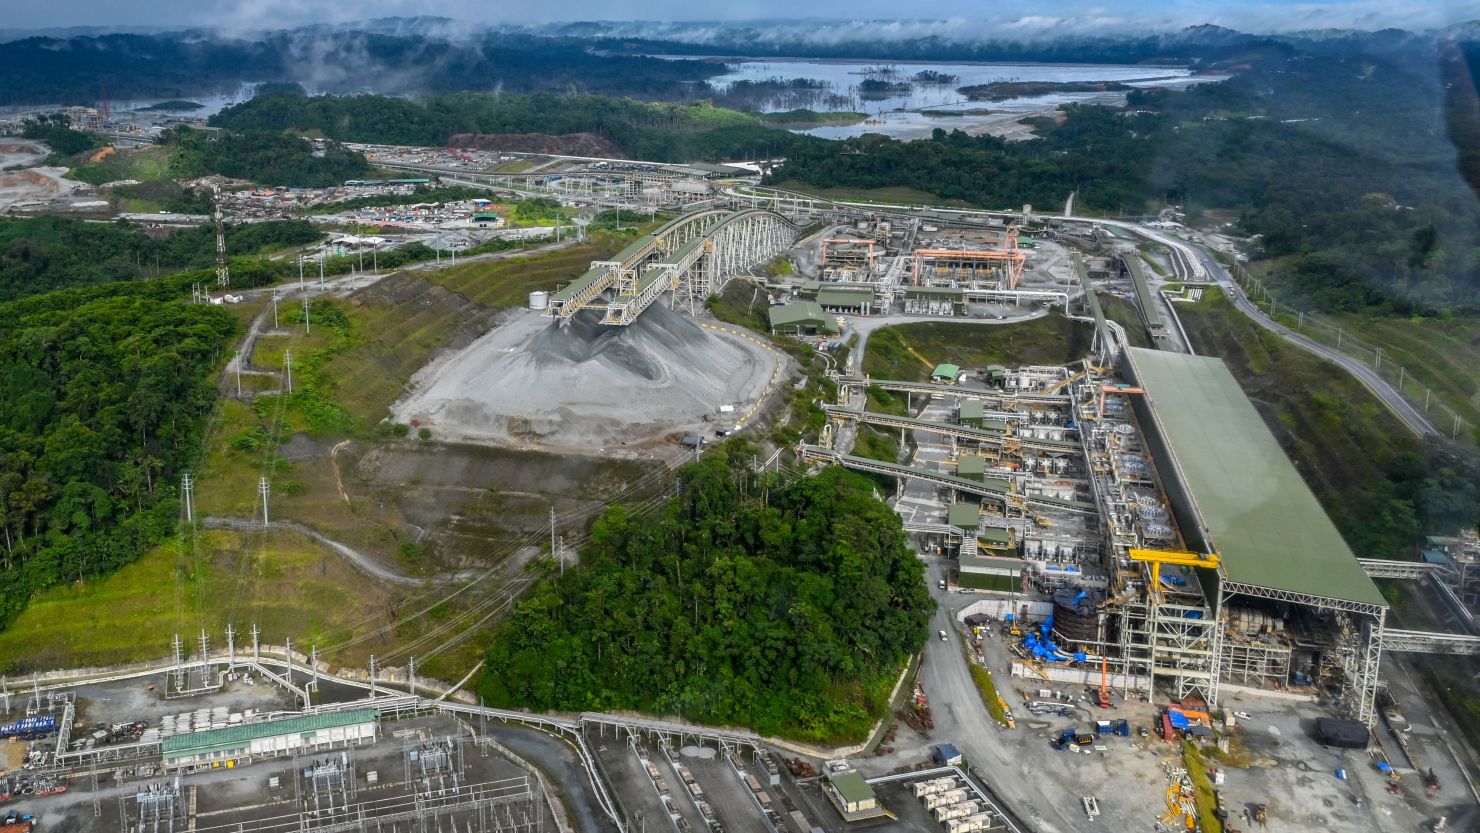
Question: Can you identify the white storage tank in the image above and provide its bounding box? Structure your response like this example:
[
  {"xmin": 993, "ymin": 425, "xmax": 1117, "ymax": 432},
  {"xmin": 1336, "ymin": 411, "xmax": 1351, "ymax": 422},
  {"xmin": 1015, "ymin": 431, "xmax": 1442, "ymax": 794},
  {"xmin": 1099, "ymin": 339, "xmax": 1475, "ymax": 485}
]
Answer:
[{"xmin": 528, "ymin": 291, "xmax": 550, "ymax": 310}]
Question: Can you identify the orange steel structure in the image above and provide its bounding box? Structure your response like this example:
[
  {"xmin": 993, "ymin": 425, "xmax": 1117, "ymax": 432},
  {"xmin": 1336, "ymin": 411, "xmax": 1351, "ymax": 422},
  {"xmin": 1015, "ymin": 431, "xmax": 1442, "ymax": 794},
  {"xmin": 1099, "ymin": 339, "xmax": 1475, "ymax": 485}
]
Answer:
[{"xmin": 911, "ymin": 226, "xmax": 1027, "ymax": 289}]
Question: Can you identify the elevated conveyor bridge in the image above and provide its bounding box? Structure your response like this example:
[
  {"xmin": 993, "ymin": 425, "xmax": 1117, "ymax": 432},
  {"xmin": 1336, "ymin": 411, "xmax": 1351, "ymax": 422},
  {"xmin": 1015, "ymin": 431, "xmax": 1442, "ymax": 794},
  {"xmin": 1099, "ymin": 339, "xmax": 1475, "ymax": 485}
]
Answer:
[
  {"xmin": 822, "ymin": 406, "xmax": 1081, "ymax": 455},
  {"xmin": 801, "ymin": 445, "xmax": 1095, "ymax": 514},
  {"xmin": 547, "ymin": 208, "xmax": 797, "ymax": 326},
  {"xmin": 835, "ymin": 376, "xmax": 1073, "ymax": 408}
]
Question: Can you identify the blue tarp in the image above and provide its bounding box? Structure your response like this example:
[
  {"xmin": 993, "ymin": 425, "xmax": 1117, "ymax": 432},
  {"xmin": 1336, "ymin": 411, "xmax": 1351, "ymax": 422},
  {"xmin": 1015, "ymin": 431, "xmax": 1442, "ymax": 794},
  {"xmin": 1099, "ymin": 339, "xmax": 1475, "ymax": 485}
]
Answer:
[{"xmin": 1167, "ymin": 711, "xmax": 1191, "ymax": 730}]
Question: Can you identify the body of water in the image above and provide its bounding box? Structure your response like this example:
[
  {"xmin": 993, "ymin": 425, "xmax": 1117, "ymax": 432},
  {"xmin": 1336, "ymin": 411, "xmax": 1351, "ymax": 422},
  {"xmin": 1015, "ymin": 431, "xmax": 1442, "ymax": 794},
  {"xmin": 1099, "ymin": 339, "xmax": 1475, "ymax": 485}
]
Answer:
[{"xmin": 673, "ymin": 56, "xmax": 1214, "ymax": 140}]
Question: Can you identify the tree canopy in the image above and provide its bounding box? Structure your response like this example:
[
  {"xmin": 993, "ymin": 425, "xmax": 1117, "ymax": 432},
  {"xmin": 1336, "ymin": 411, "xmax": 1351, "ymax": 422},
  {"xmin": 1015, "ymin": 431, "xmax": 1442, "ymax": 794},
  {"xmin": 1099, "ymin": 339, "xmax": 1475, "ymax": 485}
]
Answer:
[
  {"xmin": 0, "ymin": 285, "xmax": 236, "ymax": 626},
  {"xmin": 163, "ymin": 126, "xmax": 369, "ymax": 188},
  {"xmin": 0, "ymin": 216, "xmax": 323, "ymax": 302},
  {"xmin": 481, "ymin": 448, "xmax": 934, "ymax": 742},
  {"xmin": 768, "ymin": 41, "xmax": 1480, "ymax": 313}
]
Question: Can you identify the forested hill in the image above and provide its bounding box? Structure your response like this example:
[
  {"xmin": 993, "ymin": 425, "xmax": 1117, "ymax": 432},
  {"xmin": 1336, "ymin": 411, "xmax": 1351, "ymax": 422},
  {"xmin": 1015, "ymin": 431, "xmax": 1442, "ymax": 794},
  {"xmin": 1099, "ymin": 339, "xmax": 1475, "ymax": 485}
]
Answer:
[
  {"xmin": 0, "ymin": 216, "xmax": 323, "ymax": 303},
  {"xmin": 0, "ymin": 284, "xmax": 235, "ymax": 625},
  {"xmin": 769, "ymin": 37, "xmax": 1480, "ymax": 313},
  {"xmin": 0, "ymin": 30, "xmax": 722, "ymax": 106},
  {"xmin": 481, "ymin": 450, "xmax": 935, "ymax": 743},
  {"xmin": 210, "ymin": 91, "xmax": 812, "ymax": 163}
]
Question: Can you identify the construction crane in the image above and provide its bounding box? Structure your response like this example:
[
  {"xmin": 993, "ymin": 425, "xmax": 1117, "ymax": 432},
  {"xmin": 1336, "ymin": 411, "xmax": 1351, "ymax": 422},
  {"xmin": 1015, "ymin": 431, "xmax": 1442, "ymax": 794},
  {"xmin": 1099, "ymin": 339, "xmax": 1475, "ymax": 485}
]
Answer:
[
  {"xmin": 1096, "ymin": 654, "xmax": 1110, "ymax": 708},
  {"xmin": 213, "ymin": 185, "xmax": 229, "ymax": 290},
  {"xmin": 1128, "ymin": 548, "xmax": 1220, "ymax": 602}
]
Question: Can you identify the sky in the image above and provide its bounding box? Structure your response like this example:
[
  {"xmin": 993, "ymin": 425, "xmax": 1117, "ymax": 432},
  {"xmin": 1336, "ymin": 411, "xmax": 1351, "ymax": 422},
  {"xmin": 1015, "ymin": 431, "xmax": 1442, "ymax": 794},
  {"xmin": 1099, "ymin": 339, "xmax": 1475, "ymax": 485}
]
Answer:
[{"xmin": 6, "ymin": 0, "xmax": 1478, "ymax": 34}]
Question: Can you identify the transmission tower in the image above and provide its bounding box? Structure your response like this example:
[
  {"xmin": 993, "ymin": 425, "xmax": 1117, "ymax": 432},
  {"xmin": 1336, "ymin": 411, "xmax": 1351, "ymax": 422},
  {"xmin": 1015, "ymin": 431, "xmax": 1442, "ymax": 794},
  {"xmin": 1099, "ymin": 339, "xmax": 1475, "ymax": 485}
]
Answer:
[
  {"xmin": 180, "ymin": 473, "xmax": 194, "ymax": 525},
  {"xmin": 259, "ymin": 477, "xmax": 271, "ymax": 527},
  {"xmin": 212, "ymin": 185, "xmax": 229, "ymax": 290}
]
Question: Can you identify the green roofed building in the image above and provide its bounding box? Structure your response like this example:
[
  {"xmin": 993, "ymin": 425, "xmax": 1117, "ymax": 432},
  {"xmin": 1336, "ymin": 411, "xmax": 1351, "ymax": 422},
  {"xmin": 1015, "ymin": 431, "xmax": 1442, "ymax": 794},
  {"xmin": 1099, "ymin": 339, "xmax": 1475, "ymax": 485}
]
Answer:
[
  {"xmin": 977, "ymin": 524, "xmax": 1015, "ymax": 554},
  {"xmin": 931, "ymin": 363, "xmax": 961, "ymax": 383},
  {"xmin": 162, "ymin": 709, "xmax": 378, "ymax": 769},
  {"xmin": 948, "ymin": 502, "xmax": 981, "ymax": 530},
  {"xmin": 1122, "ymin": 346, "xmax": 1390, "ymax": 724},
  {"xmin": 959, "ymin": 399, "xmax": 985, "ymax": 426},
  {"xmin": 956, "ymin": 455, "xmax": 985, "ymax": 479},
  {"xmin": 816, "ymin": 287, "xmax": 874, "ymax": 313},
  {"xmin": 1124, "ymin": 348, "xmax": 1383, "ymax": 609},
  {"xmin": 768, "ymin": 301, "xmax": 837, "ymax": 336},
  {"xmin": 825, "ymin": 770, "xmax": 879, "ymax": 817}
]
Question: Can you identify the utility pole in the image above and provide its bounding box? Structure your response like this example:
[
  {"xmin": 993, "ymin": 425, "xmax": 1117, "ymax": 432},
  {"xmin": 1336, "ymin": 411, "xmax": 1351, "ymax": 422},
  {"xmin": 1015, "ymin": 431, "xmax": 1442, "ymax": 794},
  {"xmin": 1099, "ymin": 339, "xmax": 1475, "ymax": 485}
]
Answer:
[
  {"xmin": 1374, "ymin": 347, "xmax": 1382, "ymax": 371},
  {"xmin": 1398, "ymin": 366, "xmax": 1406, "ymax": 390},
  {"xmin": 251, "ymin": 623, "xmax": 260, "ymax": 664},
  {"xmin": 226, "ymin": 623, "xmax": 236, "ymax": 668},
  {"xmin": 549, "ymin": 506, "xmax": 556, "ymax": 562},
  {"xmin": 319, "ymin": 253, "xmax": 325, "ymax": 287},
  {"xmin": 259, "ymin": 477, "xmax": 271, "ymax": 527},
  {"xmin": 299, "ymin": 255, "xmax": 305, "ymax": 289},
  {"xmin": 213, "ymin": 185, "xmax": 230, "ymax": 290},
  {"xmin": 284, "ymin": 637, "xmax": 293, "ymax": 694},
  {"xmin": 408, "ymin": 656, "xmax": 417, "ymax": 696},
  {"xmin": 303, "ymin": 297, "xmax": 311, "ymax": 336},
  {"xmin": 558, "ymin": 535, "xmax": 565, "ymax": 577},
  {"xmin": 234, "ymin": 350, "xmax": 242, "ymax": 397},
  {"xmin": 309, "ymin": 645, "xmax": 319, "ymax": 692},
  {"xmin": 181, "ymin": 473, "xmax": 194, "ymax": 525},
  {"xmin": 369, "ymin": 655, "xmax": 377, "ymax": 698},
  {"xmin": 272, "ymin": 294, "xmax": 279, "ymax": 329},
  {"xmin": 171, "ymin": 633, "xmax": 185, "ymax": 693},
  {"xmin": 285, "ymin": 350, "xmax": 293, "ymax": 395},
  {"xmin": 198, "ymin": 628, "xmax": 211, "ymax": 683}
]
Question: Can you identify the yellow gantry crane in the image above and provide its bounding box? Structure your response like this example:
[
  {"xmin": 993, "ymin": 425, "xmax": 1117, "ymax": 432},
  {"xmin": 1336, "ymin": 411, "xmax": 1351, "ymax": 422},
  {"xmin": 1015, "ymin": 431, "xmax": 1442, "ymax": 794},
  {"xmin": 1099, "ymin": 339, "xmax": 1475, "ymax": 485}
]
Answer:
[{"xmin": 1128, "ymin": 549, "xmax": 1221, "ymax": 602}]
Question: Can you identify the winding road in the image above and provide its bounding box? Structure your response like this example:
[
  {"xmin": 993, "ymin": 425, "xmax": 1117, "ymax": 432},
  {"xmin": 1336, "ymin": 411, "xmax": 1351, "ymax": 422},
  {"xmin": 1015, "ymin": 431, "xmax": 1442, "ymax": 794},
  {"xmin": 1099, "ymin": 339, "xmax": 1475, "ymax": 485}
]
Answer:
[
  {"xmin": 202, "ymin": 515, "xmax": 426, "ymax": 585},
  {"xmin": 1185, "ymin": 246, "xmax": 1440, "ymax": 438}
]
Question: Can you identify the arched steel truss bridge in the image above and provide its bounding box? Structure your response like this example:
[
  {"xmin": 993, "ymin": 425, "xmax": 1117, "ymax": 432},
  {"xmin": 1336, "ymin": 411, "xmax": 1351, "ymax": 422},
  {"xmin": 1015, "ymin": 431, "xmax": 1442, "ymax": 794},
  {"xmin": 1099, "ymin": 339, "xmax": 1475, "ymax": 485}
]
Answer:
[{"xmin": 546, "ymin": 208, "xmax": 798, "ymax": 326}]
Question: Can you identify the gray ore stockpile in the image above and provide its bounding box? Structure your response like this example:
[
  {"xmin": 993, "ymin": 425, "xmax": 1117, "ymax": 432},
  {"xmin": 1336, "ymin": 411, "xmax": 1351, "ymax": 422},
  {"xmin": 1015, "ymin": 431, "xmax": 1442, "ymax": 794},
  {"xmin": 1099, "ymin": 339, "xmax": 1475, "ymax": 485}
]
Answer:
[{"xmin": 396, "ymin": 304, "xmax": 774, "ymax": 450}]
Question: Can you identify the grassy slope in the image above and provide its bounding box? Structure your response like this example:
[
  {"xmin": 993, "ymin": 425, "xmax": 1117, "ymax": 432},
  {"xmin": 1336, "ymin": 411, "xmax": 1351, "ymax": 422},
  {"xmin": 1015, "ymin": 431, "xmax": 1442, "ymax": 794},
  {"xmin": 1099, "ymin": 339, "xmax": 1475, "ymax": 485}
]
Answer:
[
  {"xmin": 1326, "ymin": 312, "xmax": 1480, "ymax": 430},
  {"xmin": 1251, "ymin": 259, "xmax": 1480, "ymax": 433},
  {"xmin": 862, "ymin": 315, "xmax": 1095, "ymax": 381},
  {"xmin": 0, "ymin": 239, "xmax": 634, "ymax": 678},
  {"xmin": 0, "ymin": 529, "xmax": 397, "ymax": 672}
]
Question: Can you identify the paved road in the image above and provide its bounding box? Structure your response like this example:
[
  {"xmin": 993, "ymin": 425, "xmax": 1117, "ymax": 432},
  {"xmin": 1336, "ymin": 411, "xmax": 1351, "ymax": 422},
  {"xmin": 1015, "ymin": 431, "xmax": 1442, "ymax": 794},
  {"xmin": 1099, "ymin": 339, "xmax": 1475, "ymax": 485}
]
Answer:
[
  {"xmin": 1186, "ymin": 247, "xmax": 1439, "ymax": 438},
  {"xmin": 914, "ymin": 560, "xmax": 1078, "ymax": 833}
]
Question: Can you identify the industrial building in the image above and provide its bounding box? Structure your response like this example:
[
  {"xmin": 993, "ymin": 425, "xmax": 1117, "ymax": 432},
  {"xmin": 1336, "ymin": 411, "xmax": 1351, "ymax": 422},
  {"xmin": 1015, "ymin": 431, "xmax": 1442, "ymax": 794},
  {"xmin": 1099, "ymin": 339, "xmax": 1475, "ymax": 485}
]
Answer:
[
  {"xmin": 825, "ymin": 769, "xmax": 880, "ymax": 819},
  {"xmin": 768, "ymin": 301, "xmax": 837, "ymax": 336},
  {"xmin": 809, "ymin": 333, "xmax": 1478, "ymax": 725},
  {"xmin": 161, "ymin": 709, "xmax": 379, "ymax": 769}
]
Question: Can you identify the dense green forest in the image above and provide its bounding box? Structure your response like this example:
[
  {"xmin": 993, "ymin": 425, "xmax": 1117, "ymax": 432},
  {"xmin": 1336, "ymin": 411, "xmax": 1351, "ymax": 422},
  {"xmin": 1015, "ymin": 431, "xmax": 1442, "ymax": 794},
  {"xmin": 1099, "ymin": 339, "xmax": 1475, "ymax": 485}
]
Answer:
[
  {"xmin": 481, "ymin": 449, "xmax": 934, "ymax": 741},
  {"xmin": 210, "ymin": 90, "xmax": 814, "ymax": 163},
  {"xmin": 0, "ymin": 30, "xmax": 723, "ymax": 105},
  {"xmin": 0, "ymin": 284, "xmax": 236, "ymax": 624},
  {"xmin": 0, "ymin": 216, "xmax": 323, "ymax": 302},
  {"xmin": 162, "ymin": 127, "xmax": 370, "ymax": 188},
  {"xmin": 769, "ymin": 40, "xmax": 1480, "ymax": 312},
  {"xmin": 20, "ymin": 113, "xmax": 100, "ymax": 161}
]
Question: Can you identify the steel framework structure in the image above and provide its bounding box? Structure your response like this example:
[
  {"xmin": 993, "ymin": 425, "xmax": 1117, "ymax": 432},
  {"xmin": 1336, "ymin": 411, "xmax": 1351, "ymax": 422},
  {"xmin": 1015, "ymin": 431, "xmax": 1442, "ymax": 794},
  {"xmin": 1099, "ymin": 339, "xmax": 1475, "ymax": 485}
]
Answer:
[{"xmin": 546, "ymin": 209, "xmax": 796, "ymax": 326}]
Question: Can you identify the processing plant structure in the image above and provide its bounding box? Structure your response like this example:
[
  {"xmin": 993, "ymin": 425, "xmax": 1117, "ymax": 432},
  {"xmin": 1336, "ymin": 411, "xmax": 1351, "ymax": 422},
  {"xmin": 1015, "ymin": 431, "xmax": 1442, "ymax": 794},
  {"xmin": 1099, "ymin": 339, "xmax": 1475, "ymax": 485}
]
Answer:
[{"xmin": 807, "ymin": 254, "xmax": 1477, "ymax": 726}]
